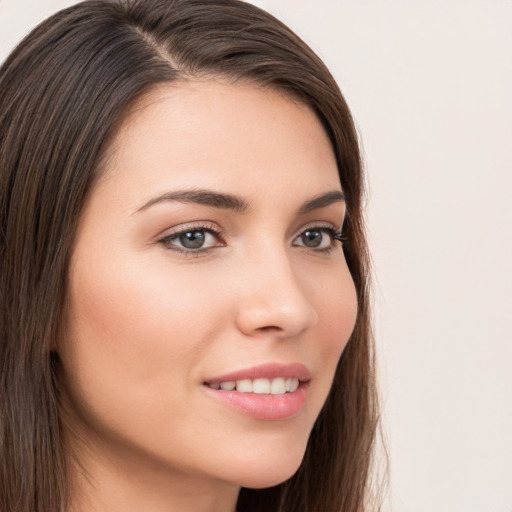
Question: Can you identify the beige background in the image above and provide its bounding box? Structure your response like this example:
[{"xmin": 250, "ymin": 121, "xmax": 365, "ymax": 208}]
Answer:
[{"xmin": 1, "ymin": 1, "xmax": 511, "ymax": 511}]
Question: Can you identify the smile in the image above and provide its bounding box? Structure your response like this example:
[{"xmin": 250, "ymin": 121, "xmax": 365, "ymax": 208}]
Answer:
[
  {"xmin": 206, "ymin": 377, "xmax": 300, "ymax": 394},
  {"xmin": 203, "ymin": 363, "xmax": 310, "ymax": 420}
]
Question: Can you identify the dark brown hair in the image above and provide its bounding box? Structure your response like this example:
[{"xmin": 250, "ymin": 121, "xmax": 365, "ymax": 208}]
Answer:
[{"xmin": 0, "ymin": 1, "xmax": 380, "ymax": 510}]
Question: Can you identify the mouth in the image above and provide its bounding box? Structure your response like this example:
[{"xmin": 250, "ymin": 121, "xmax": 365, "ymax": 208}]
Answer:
[{"xmin": 202, "ymin": 363, "xmax": 310, "ymax": 420}]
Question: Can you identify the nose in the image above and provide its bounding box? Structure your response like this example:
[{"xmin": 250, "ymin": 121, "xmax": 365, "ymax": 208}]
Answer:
[{"xmin": 234, "ymin": 248, "xmax": 318, "ymax": 339}]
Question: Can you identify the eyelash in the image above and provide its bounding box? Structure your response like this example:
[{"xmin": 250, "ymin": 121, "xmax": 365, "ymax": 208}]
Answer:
[
  {"xmin": 157, "ymin": 222, "xmax": 346, "ymax": 257},
  {"xmin": 293, "ymin": 224, "xmax": 345, "ymax": 254},
  {"xmin": 158, "ymin": 222, "xmax": 223, "ymax": 257}
]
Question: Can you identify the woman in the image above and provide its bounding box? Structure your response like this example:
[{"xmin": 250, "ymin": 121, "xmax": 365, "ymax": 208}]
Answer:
[{"xmin": 0, "ymin": 1, "xmax": 380, "ymax": 511}]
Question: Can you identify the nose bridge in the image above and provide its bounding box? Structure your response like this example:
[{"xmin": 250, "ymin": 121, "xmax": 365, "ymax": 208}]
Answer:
[{"xmin": 234, "ymin": 240, "xmax": 318, "ymax": 338}]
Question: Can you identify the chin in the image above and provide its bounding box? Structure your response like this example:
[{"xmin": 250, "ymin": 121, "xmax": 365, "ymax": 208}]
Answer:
[
  {"xmin": 237, "ymin": 469, "xmax": 300, "ymax": 490},
  {"xmin": 228, "ymin": 444, "xmax": 306, "ymax": 489}
]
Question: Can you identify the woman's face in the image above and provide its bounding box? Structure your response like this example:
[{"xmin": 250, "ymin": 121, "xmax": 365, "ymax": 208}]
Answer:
[{"xmin": 60, "ymin": 81, "xmax": 357, "ymax": 491}]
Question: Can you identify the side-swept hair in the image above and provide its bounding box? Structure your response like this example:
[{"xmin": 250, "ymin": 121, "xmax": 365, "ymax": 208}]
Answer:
[{"xmin": 0, "ymin": 1, "xmax": 379, "ymax": 510}]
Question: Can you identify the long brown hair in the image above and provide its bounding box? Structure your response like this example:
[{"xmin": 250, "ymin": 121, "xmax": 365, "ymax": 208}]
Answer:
[{"xmin": 0, "ymin": 1, "xmax": 380, "ymax": 510}]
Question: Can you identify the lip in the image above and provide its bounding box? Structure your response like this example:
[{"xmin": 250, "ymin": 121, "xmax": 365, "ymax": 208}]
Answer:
[
  {"xmin": 203, "ymin": 363, "xmax": 311, "ymax": 421},
  {"xmin": 204, "ymin": 362, "xmax": 311, "ymax": 384}
]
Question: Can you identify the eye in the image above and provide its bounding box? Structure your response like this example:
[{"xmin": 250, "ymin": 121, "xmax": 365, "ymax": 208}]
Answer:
[
  {"xmin": 158, "ymin": 223, "xmax": 224, "ymax": 253},
  {"xmin": 293, "ymin": 225, "xmax": 344, "ymax": 251}
]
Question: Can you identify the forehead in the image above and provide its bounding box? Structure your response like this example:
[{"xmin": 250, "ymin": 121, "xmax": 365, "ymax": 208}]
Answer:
[{"xmin": 97, "ymin": 80, "xmax": 340, "ymax": 206}]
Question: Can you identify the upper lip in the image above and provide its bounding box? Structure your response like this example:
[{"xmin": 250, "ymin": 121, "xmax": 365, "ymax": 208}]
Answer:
[{"xmin": 204, "ymin": 362, "xmax": 311, "ymax": 384}]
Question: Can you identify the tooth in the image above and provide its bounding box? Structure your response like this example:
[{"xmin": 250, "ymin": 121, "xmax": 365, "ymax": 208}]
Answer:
[
  {"xmin": 270, "ymin": 378, "xmax": 286, "ymax": 395},
  {"xmin": 288, "ymin": 378, "xmax": 299, "ymax": 392},
  {"xmin": 252, "ymin": 378, "xmax": 270, "ymax": 394},
  {"xmin": 236, "ymin": 379, "xmax": 253, "ymax": 393},
  {"xmin": 285, "ymin": 378, "xmax": 299, "ymax": 392},
  {"xmin": 217, "ymin": 377, "xmax": 299, "ymax": 394}
]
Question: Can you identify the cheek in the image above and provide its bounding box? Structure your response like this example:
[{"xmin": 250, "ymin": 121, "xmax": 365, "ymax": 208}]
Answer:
[
  {"xmin": 70, "ymin": 254, "xmax": 217, "ymax": 349},
  {"xmin": 61, "ymin": 254, "xmax": 226, "ymax": 416},
  {"xmin": 306, "ymin": 264, "xmax": 358, "ymax": 389},
  {"xmin": 59, "ymin": 255, "xmax": 237, "ymax": 468},
  {"xmin": 325, "ymin": 278, "xmax": 357, "ymax": 356},
  {"xmin": 316, "ymin": 258, "xmax": 357, "ymax": 333}
]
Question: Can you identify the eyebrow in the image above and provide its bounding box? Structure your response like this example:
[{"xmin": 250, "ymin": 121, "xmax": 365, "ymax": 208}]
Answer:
[
  {"xmin": 135, "ymin": 189, "xmax": 250, "ymax": 214},
  {"xmin": 297, "ymin": 190, "xmax": 345, "ymax": 214},
  {"xmin": 134, "ymin": 188, "xmax": 345, "ymax": 215}
]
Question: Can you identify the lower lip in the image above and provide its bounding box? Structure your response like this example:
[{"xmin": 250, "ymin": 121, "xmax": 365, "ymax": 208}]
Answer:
[{"xmin": 204, "ymin": 383, "xmax": 308, "ymax": 420}]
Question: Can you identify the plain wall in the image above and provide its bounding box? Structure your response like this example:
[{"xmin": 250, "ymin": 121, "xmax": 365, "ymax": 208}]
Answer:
[{"xmin": 1, "ymin": 1, "xmax": 511, "ymax": 511}]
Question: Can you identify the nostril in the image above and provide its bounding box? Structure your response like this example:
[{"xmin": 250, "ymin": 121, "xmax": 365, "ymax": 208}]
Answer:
[{"xmin": 257, "ymin": 325, "xmax": 283, "ymax": 332}]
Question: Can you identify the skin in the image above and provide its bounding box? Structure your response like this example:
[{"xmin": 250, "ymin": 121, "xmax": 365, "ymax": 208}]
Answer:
[{"xmin": 59, "ymin": 80, "xmax": 358, "ymax": 512}]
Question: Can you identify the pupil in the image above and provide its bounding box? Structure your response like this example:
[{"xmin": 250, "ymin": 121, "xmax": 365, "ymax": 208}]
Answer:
[
  {"xmin": 302, "ymin": 230, "xmax": 322, "ymax": 247},
  {"xmin": 179, "ymin": 230, "xmax": 205, "ymax": 249}
]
